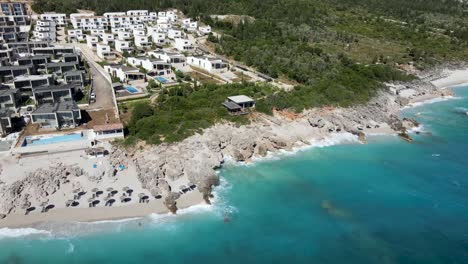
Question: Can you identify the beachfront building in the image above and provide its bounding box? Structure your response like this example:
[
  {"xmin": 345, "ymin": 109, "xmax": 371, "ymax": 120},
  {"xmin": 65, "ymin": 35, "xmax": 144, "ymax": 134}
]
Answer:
[
  {"xmin": 32, "ymin": 84, "xmax": 75, "ymax": 105},
  {"xmin": 187, "ymin": 55, "xmax": 228, "ymax": 73},
  {"xmin": 96, "ymin": 43, "xmax": 116, "ymax": 60},
  {"xmin": 39, "ymin": 13, "xmax": 66, "ymax": 26},
  {"xmin": 174, "ymin": 37, "xmax": 194, "ymax": 52},
  {"xmin": 30, "ymin": 101, "xmax": 81, "ymax": 129},
  {"xmin": 92, "ymin": 123, "xmax": 124, "ymax": 140},
  {"xmin": 222, "ymin": 95, "xmax": 256, "ymax": 115},
  {"xmin": 127, "ymin": 56, "xmax": 171, "ymax": 76},
  {"xmin": 104, "ymin": 64, "xmax": 145, "ymax": 82}
]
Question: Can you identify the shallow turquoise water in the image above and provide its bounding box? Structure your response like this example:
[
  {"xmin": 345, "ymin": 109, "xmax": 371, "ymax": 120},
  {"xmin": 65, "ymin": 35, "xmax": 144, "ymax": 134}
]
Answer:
[{"xmin": 1, "ymin": 87, "xmax": 467, "ymax": 264}]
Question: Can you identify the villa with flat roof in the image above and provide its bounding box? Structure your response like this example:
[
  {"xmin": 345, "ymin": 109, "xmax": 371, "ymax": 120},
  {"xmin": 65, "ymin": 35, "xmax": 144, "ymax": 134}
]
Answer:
[
  {"xmin": 30, "ymin": 101, "xmax": 81, "ymax": 129},
  {"xmin": 223, "ymin": 95, "xmax": 256, "ymax": 115},
  {"xmin": 13, "ymin": 74, "xmax": 54, "ymax": 94},
  {"xmin": 32, "ymin": 84, "xmax": 75, "ymax": 105}
]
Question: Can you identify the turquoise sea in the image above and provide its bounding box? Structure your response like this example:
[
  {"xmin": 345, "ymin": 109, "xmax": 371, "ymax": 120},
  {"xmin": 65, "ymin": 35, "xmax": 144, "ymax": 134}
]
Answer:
[{"xmin": 0, "ymin": 87, "xmax": 467, "ymax": 264}]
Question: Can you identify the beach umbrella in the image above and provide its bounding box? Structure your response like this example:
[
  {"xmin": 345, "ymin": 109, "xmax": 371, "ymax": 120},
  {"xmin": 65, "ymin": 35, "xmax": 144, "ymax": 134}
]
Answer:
[
  {"xmin": 66, "ymin": 200, "xmax": 74, "ymax": 207},
  {"xmin": 78, "ymin": 191, "xmax": 86, "ymax": 196},
  {"xmin": 45, "ymin": 204, "xmax": 55, "ymax": 211},
  {"xmin": 0, "ymin": 214, "xmax": 6, "ymax": 219},
  {"xmin": 108, "ymin": 199, "xmax": 116, "ymax": 206},
  {"xmin": 111, "ymin": 190, "xmax": 118, "ymax": 196},
  {"xmin": 92, "ymin": 200, "xmax": 100, "ymax": 206}
]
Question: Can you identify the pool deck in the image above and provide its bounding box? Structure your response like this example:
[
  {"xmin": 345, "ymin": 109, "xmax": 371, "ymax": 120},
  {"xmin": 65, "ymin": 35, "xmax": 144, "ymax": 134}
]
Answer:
[{"xmin": 12, "ymin": 130, "xmax": 93, "ymax": 156}]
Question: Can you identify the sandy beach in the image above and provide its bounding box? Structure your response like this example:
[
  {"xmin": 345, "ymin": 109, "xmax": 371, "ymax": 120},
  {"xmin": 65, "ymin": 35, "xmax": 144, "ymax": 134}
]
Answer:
[{"xmin": 0, "ymin": 67, "xmax": 467, "ymax": 230}]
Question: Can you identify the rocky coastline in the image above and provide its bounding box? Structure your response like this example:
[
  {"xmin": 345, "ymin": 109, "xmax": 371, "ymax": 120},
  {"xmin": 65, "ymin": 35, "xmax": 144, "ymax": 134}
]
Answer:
[
  {"xmin": 0, "ymin": 65, "xmax": 464, "ymax": 224},
  {"xmin": 129, "ymin": 66, "xmax": 461, "ymax": 212}
]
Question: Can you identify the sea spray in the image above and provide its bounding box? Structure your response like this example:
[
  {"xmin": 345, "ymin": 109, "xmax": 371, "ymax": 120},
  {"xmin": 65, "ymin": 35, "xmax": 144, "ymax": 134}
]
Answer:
[{"xmin": 0, "ymin": 227, "xmax": 51, "ymax": 239}]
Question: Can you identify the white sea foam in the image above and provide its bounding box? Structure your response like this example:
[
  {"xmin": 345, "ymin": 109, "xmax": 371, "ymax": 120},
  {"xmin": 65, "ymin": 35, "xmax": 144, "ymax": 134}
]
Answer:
[
  {"xmin": 403, "ymin": 96, "xmax": 461, "ymax": 109},
  {"xmin": 0, "ymin": 227, "xmax": 51, "ymax": 239},
  {"xmin": 85, "ymin": 217, "xmax": 142, "ymax": 225},
  {"xmin": 67, "ymin": 242, "xmax": 75, "ymax": 254}
]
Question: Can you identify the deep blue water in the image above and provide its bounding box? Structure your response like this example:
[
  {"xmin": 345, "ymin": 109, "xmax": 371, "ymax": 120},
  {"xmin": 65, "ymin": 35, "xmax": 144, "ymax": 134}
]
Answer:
[{"xmin": 1, "ymin": 87, "xmax": 467, "ymax": 264}]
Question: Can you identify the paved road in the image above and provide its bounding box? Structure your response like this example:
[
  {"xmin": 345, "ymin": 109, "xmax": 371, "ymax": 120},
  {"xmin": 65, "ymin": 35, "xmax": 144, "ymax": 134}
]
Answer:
[{"xmin": 64, "ymin": 43, "xmax": 116, "ymax": 111}]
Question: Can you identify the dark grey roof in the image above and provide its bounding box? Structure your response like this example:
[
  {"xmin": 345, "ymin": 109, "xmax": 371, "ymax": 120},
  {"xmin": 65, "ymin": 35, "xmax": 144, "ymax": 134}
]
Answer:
[
  {"xmin": 64, "ymin": 70, "xmax": 84, "ymax": 76},
  {"xmin": 0, "ymin": 65, "xmax": 31, "ymax": 71},
  {"xmin": 17, "ymin": 55, "xmax": 50, "ymax": 60},
  {"xmin": 32, "ymin": 101, "xmax": 79, "ymax": 114},
  {"xmin": 45, "ymin": 61, "xmax": 78, "ymax": 67},
  {"xmin": 222, "ymin": 101, "xmax": 241, "ymax": 111},
  {"xmin": 0, "ymin": 88, "xmax": 17, "ymax": 97},
  {"xmin": 34, "ymin": 84, "xmax": 75, "ymax": 92}
]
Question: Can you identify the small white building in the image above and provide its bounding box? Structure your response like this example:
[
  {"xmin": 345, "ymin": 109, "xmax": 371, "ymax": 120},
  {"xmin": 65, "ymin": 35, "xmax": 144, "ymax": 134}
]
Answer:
[
  {"xmin": 187, "ymin": 55, "xmax": 228, "ymax": 73},
  {"xmin": 133, "ymin": 29, "xmax": 146, "ymax": 37},
  {"xmin": 91, "ymin": 28, "xmax": 105, "ymax": 36},
  {"xmin": 166, "ymin": 10, "xmax": 178, "ymax": 21},
  {"xmin": 134, "ymin": 35, "xmax": 151, "ymax": 49},
  {"xmin": 100, "ymin": 32, "xmax": 115, "ymax": 44},
  {"xmin": 71, "ymin": 14, "xmax": 108, "ymax": 30},
  {"xmin": 40, "ymin": 13, "xmax": 66, "ymax": 26},
  {"xmin": 86, "ymin": 35, "xmax": 99, "ymax": 49},
  {"xmin": 151, "ymin": 32, "xmax": 166, "ymax": 45},
  {"xmin": 96, "ymin": 43, "xmax": 115, "ymax": 60},
  {"xmin": 33, "ymin": 30, "xmax": 56, "ymax": 41},
  {"xmin": 127, "ymin": 10, "xmax": 148, "ymax": 16},
  {"xmin": 104, "ymin": 64, "xmax": 145, "ymax": 82},
  {"xmin": 167, "ymin": 29, "xmax": 182, "ymax": 40},
  {"xmin": 68, "ymin": 29, "xmax": 84, "ymax": 42},
  {"xmin": 92, "ymin": 123, "xmax": 124, "ymax": 140},
  {"xmin": 174, "ymin": 38, "xmax": 194, "ymax": 52},
  {"xmin": 115, "ymin": 39, "xmax": 132, "ymax": 53},
  {"xmin": 127, "ymin": 56, "xmax": 171, "ymax": 75},
  {"xmin": 198, "ymin": 25, "xmax": 212, "ymax": 35},
  {"xmin": 117, "ymin": 31, "xmax": 132, "ymax": 41}
]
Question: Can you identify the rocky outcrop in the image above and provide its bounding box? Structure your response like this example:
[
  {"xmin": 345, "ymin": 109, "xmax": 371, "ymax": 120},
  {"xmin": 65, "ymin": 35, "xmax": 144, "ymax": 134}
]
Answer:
[
  {"xmin": 130, "ymin": 77, "xmax": 447, "ymax": 211},
  {"xmin": 0, "ymin": 164, "xmax": 88, "ymax": 214}
]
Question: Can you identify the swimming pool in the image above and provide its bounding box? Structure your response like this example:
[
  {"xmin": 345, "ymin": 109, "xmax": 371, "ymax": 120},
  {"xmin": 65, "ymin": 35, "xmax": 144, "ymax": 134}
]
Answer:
[
  {"xmin": 126, "ymin": 86, "xmax": 139, "ymax": 93},
  {"xmin": 22, "ymin": 133, "xmax": 84, "ymax": 147},
  {"xmin": 155, "ymin": 76, "xmax": 168, "ymax": 84}
]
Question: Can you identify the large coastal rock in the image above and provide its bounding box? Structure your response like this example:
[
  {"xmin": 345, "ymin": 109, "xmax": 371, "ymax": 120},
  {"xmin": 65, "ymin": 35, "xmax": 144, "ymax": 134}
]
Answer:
[{"xmin": 0, "ymin": 164, "xmax": 88, "ymax": 214}]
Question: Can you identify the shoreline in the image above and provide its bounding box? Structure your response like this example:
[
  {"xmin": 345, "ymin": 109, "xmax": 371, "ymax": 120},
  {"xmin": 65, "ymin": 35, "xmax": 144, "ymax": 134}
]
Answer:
[{"xmin": 0, "ymin": 67, "xmax": 467, "ymax": 232}]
